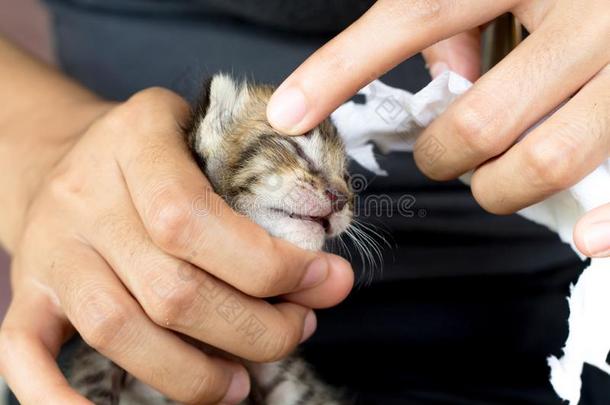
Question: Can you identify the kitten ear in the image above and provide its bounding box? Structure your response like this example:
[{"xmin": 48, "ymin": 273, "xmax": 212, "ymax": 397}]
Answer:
[
  {"xmin": 192, "ymin": 73, "xmax": 250, "ymax": 157},
  {"xmin": 201, "ymin": 73, "xmax": 249, "ymax": 133},
  {"xmin": 209, "ymin": 73, "xmax": 250, "ymax": 120}
]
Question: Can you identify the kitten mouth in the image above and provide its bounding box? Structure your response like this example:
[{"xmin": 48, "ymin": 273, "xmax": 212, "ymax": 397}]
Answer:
[
  {"xmin": 271, "ymin": 208, "xmax": 331, "ymax": 233},
  {"xmin": 288, "ymin": 212, "xmax": 331, "ymax": 233}
]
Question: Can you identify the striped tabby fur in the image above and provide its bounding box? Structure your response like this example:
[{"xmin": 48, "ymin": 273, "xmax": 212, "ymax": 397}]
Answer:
[{"xmin": 68, "ymin": 74, "xmax": 354, "ymax": 404}]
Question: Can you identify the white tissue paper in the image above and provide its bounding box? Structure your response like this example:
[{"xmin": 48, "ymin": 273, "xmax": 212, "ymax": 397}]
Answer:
[{"xmin": 331, "ymin": 71, "xmax": 610, "ymax": 405}]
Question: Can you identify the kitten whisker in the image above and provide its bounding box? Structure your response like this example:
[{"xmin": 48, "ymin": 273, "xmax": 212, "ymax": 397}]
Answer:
[
  {"xmin": 344, "ymin": 227, "xmax": 369, "ymax": 273},
  {"xmin": 351, "ymin": 218, "xmax": 392, "ymax": 249},
  {"xmin": 350, "ymin": 224, "xmax": 384, "ymax": 269},
  {"xmin": 337, "ymin": 234, "xmax": 353, "ymax": 263},
  {"xmin": 344, "ymin": 223, "xmax": 384, "ymax": 285}
]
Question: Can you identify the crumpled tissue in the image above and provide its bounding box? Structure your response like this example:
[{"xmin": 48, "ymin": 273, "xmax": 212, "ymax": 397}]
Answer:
[{"xmin": 331, "ymin": 71, "xmax": 610, "ymax": 404}]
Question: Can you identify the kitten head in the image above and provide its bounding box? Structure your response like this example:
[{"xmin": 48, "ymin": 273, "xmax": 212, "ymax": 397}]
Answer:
[{"xmin": 189, "ymin": 74, "xmax": 353, "ymax": 251}]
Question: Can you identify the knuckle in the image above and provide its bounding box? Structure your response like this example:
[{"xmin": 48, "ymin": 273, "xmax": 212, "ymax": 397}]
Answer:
[
  {"xmin": 45, "ymin": 157, "xmax": 93, "ymax": 209},
  {"xmin": 131, "ymin": 86, "xmax": 177, "ymax": 102},
  {"xmin": 83, "ymin": 311, "xmax": 129, "ymax": 352},
  {"xmin": 46, "ymin": 169, "xmax": 83, "ymax": 205},
  {"xmin": 147, "ymin": 189, "xmax": 193, "ymax": 252},
  {"xmin": 451, "ymin": 102, "xmax": 498, "ymax": 156},
  {"xmin": 127, "ymin": 87, "xmax": 189, "ymax": 113},
  {"xmin": 108, "ymin": 87, "xmax": 189, "ymax": 135},
  {"xmin": 524, "ymin": 133, "xmax": 579, "ymax": 191},
  {"xmin": 76, "ymin": 291, "xmax": 132, "ymax": 352},
  {"xmin": 146, "ymin": 278, "xmax": 200, "ymax": 328}
]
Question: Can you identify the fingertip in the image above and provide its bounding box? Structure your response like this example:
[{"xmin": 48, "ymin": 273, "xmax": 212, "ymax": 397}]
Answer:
[
  {"xmin": 326, "ymin": 254, "xmax": 355, "ymax": 300},
  {"xmin": 267, "ymin": 85, "xmax": 309, "ymax": 135},
  {"xmin": 327, "ymin": 254, "xmax": 354, "ymax": 278},
  {"xmin": 299, "ymin": 310, "xmax": 318, "ymax": 343},
  {"xmin": 221, "ymin": 364, "xmax": 251, "ymax": 405},
  {"xmin": 573, "ymin": 217, "xmax": 590, "ymax": 256},
  {"xmin": 574, "ymin": 220, "xmax": 610, "ymax": 258},
  {"xmin": 283, "ymin": 254, "xmax": 353, "ymax": 309}
]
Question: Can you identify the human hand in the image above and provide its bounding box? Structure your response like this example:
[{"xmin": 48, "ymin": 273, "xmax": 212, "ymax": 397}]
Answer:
[
  {"xmin": 0, "ymin": 88, "xmax": 353, "ymax": 405},
  {"xmin": 575, "ymin": 203, "xmax": 610, "ymax": 258},
  {"xmin": 267, "ymin": 0, "xmax": 609, "ymax": 214}
]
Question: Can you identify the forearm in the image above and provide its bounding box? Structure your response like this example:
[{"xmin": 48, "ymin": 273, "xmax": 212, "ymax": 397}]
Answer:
[{"xmin": 0, "ymin": 35, "xmax": 108, "ymax": 253}]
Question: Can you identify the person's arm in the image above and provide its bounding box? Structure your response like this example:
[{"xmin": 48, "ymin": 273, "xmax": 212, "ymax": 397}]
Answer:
[
  {"xmin": 0, "ymin": 36, "xmax": 353, "ymax": 404},
  {"xmin": 267, "ymin": 0, "xmax": 609, "ymax": 242}
]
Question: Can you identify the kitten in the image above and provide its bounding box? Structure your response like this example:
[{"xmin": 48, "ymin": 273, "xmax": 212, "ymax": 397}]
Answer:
[{"xmin": 68, "ymin": 74, "xmax": 354, "ymax": 405}]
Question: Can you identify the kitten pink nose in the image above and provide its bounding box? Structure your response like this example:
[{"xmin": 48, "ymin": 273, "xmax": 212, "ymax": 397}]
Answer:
[{"xmin": 326, "ymin": 189, "xmax": 348, "ymax": 213}]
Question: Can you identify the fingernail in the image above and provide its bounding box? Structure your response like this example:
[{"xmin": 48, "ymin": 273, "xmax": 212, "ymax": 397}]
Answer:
[
  {"xmin": 222, "ymin": 367, "xmax": 250, "ymax": 404},
  {"xmin": 300, "ymin": 257, "xmax": 328, "ymax": 289},
  {"xmin": 267, "ymin": 86, "xmax": 307, "ymax": 133},
  {"xmin": 300, "ymin": 310, "xmax": 317, "ymax": 343},
  {"xmin": 583, "ymin": 221, "xmax": 610, "ymax": 257},
  {"xmin": 429, "ymin": 62, "xmax": 449, "ymax": 78}
]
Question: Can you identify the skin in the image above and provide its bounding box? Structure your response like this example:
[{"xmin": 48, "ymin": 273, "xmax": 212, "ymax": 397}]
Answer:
[
  {"xmin": 0, "ymin": 36, "xmax": 354, "ymax": 405},
  {"xmin": 267, "ymin": 0, "xmax": 610, "ymax": 258}
]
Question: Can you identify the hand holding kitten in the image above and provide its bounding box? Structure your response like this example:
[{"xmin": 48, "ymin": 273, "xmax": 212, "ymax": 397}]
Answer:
[{"xmin": 0, "ymin": 81, "xmax": 353, "ymax": 404}]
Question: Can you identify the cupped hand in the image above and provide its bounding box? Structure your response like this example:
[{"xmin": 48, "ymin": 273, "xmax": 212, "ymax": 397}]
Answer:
[
  {"xmin": 267, "ymin": 0, "xmax": 609, "ymax": 215},
  {"xmin": 0, "ymin": 88, "xmax": 353, "ymax": 405}
]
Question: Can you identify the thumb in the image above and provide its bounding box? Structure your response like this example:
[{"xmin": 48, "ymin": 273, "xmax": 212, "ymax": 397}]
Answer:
[
  {"xmin": 421, "ymin": 29, "xmax": 481, "ymax": 82},
  {"xmin": 0, "ymin": 292, "xmax": 90, "ymax": 404},
  {"xmin": 574, "ymin": 203, "xmax": 610, "ymax": 258}
]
